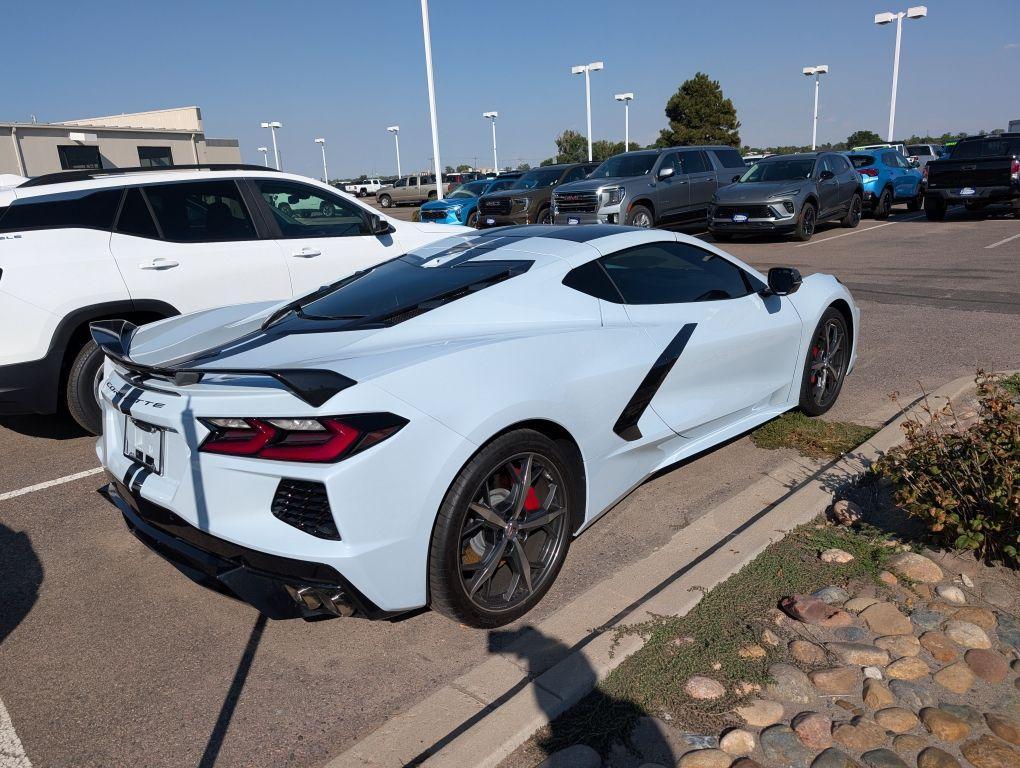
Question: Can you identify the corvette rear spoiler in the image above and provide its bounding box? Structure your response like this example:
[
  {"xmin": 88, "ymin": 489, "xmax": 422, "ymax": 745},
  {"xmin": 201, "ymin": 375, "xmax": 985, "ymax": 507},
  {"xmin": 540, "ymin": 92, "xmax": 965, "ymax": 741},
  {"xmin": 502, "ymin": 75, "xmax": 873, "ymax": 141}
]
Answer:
[{"xmin": 89, "ymin": 319, "xmax": 355, "ymax": 407}]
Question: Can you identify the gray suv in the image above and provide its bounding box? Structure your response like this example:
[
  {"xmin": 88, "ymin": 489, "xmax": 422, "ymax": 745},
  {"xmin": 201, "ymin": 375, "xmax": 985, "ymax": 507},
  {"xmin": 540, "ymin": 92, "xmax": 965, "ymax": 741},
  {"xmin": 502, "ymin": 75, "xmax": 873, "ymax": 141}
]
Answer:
[
  {"xmin": 708, "ymin": 152, "xmax": 862, "ymax": 242},
  {"xmin": 552, "ymin": 146, "xmax": 747, "ymax": 227}
]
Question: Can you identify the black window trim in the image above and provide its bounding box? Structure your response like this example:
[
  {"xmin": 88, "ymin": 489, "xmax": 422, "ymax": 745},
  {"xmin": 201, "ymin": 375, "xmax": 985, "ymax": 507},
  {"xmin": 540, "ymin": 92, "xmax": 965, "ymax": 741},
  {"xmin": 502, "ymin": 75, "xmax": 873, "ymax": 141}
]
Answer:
[
  {"xmin": 113, "ymin": 187, "xmax": 164, "ymax": 241},
  {"xmin": 248, "ymin": 178, "xmax": 374, "ymax": 240}
]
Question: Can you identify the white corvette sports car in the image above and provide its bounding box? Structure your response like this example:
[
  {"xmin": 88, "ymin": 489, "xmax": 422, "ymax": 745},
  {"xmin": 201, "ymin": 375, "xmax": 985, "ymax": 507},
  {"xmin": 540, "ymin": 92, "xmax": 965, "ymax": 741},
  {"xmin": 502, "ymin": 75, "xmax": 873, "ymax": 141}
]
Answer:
[{"xmin": 93, "ymin": 225, "xmax": 859, "ymax": 628}]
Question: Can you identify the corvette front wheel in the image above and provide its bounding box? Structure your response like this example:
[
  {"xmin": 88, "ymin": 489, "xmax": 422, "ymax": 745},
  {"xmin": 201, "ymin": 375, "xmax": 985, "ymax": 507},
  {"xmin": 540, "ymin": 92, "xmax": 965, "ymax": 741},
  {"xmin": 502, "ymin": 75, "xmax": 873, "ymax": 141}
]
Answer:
[
  {"xmin": 429, "ymin": 430, "xmax": 574, "ymax": 628},
  {"xmin": 798, "ymin": 308, "xmax": 850, "ymax": 416}
]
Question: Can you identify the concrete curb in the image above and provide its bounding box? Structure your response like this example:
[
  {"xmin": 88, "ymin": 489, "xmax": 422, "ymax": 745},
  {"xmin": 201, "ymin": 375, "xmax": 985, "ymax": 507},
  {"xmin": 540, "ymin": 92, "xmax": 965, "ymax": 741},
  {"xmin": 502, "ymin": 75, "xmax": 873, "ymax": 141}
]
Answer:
[{"xmin": 326, "ymin": 373, "xmax": 981, "ymax": 768}]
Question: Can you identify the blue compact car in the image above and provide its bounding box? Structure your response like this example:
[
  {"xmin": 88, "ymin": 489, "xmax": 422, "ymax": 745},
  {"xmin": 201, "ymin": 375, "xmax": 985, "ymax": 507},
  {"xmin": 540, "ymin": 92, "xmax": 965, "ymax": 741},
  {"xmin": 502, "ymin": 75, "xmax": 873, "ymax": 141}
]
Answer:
[
  {"xmin": 418, "ymin": 177, "xmax": 518, "ymax": 226},
  {"xmin": 845, "ymin": 150, "xmax": 924, "ymax": 218}
]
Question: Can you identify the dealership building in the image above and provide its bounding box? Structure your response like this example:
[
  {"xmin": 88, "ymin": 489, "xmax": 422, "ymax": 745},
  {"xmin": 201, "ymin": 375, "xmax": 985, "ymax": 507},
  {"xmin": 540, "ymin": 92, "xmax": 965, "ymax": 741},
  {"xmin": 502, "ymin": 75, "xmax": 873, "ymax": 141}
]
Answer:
[{"xmin": 0, "ymin": 106, "xmax": 241, "ymax": 177}]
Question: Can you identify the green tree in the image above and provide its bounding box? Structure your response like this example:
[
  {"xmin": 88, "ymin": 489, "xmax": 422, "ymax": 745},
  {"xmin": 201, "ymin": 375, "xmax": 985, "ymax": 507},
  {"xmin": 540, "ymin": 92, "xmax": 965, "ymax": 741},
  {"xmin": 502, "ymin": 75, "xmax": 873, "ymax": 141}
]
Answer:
[
  {"xmin": 443, "ymin": 165, "xmax": 454, "ymax": 174},
  {"xmin": 516, "ymin": 162, "xmax": 532, "ymax": 171},
  {"xmin": 554, "ymin": 130, "xmax": 589, "ymax": 163},
  {"xmin": 657, "ymin": 72, "xmax": 740, "ymax": 148},
  {"xmin": 539, "ymin": 157, "xmax": 555, "ymax": 166},
  {"xmin": 456, "ymin": 163, "xmax": 472, "ymax": 172},
  {"xmin": 846, "ymin": 129, "xmax": 883, "ymax": 148}
]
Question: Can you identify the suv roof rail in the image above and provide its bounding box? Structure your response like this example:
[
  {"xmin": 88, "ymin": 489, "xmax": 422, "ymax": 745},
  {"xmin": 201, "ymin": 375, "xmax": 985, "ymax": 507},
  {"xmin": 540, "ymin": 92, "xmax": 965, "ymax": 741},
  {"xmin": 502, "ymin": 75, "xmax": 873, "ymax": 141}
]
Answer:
[{"xmin": 19, "ymin": 163, "xmax": 279, "ymax": 188}]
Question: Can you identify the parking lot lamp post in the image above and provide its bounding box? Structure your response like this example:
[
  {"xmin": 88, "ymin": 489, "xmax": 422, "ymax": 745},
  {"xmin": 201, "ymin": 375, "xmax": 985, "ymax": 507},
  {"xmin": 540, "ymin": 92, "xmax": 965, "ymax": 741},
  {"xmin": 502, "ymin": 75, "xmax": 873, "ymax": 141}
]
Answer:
[
  {"xmin": 571, "ymin": 61, "xmax": 603, "ymax": 162},
  {"xmin": 875, "ymin": 6, "xmax": 927, "ymax": 142},
  {"xmin": 420, "ymin": 0, "xmax": 444, "ymax": 199},
  {"xmin": 483, "ymin": 112, "xmax": 499, "ymax": 172},
  {"xmin": 802, "ymin": 66, "xmax": 828, "ymax": 150},
  {"xmin": 614, "ymin": 93, "xmax": 633, "ymax": 151},
  {"xmin": 260, "ymin": 121, "xmax": 282, "ymax": 169},
  {"xmin": 257, "ymin": 147, "xmax": 269, "ymax": 167},
  {"xmin": 314, "ymin": 138, "xmax": 328, "ymax": 182},
  {"xmin": 386, "ymin": 126, "xmax": 401, "ymax": 178}
]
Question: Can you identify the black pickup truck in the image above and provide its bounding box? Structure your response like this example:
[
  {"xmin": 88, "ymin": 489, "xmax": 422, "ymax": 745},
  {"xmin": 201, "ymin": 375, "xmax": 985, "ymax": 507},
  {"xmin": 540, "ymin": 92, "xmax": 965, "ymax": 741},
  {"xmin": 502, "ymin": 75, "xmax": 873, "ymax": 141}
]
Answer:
[{"xmin": 923, "ymin": 133, "xmax": 1020, "ymax": 220}]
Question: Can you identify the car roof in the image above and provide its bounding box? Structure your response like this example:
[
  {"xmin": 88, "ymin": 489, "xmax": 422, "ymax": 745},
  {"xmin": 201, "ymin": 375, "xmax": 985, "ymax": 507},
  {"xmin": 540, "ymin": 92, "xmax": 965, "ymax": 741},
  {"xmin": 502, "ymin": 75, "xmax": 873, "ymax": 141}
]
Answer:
[{"xmin": 760, "ymin": 153, "xmax": 821, "ymax": 161}]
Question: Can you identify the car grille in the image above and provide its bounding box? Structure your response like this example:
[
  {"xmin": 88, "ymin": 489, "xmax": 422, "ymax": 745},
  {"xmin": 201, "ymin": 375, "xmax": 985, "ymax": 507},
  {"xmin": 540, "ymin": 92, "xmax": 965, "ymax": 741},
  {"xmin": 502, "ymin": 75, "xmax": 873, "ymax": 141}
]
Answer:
[
  {"xmin": 271, "ymin": 479, "xmax": 340, "ymax": 540},
  {"xmin": 480, "ymin": 197, "xmax": 512, "ymax": 215},
  {"xmin": 714, "ymin": 204, "xmax": 774, "ymax": 219},
  {"xmin": 419, "ymin": 208, "xmax": 448, "ymax": 220},
  {"xmin": 554, "ymin": 192, "xmax": 599, "ymax": 213}
]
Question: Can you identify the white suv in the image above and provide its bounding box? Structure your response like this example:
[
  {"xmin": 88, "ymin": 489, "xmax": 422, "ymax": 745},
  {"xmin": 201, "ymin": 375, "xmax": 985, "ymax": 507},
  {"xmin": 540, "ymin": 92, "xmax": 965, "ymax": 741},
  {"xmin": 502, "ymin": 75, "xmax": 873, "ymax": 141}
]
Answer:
[{"xmin": 0, "ymin": 164, "xmax": 469, "ymax": 434}]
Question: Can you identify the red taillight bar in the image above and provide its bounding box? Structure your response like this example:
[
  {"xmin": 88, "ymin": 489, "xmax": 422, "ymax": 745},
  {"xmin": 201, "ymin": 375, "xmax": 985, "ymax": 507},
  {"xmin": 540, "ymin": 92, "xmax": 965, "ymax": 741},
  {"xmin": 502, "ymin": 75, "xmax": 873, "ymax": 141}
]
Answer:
[{"xmin": 858, "ymin": 168, "xmax": 879, "ymax": 177}]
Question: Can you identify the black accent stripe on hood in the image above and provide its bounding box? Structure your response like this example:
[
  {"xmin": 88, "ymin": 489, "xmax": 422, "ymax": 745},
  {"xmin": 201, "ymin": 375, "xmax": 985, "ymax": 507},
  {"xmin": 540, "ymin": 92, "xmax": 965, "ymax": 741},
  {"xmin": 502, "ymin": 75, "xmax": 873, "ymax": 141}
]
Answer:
[{"xmin": 613, "ymin": 323, "xmax": 697, "ymax": 442}]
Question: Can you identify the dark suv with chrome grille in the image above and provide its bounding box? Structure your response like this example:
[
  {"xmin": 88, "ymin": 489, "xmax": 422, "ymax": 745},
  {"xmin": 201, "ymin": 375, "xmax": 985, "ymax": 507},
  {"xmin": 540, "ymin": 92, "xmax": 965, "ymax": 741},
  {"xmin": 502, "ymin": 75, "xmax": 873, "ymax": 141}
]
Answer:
[{"xmin": 476, "ymin": 163, "xmax": 598, "ymax": 227}]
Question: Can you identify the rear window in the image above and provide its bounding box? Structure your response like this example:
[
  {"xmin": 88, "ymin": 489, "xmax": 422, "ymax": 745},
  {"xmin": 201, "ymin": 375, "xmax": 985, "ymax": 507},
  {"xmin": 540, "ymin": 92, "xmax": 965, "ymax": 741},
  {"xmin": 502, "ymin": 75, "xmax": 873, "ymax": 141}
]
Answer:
[
  {"xmin": 0, "ymin": 188, "xmax": 122, "ymax": 233},
  {"xmin": 906, "ymin": 145, "xmax": 930, "ymax": 156},
  {"xmin": 849, "ymin": 155, "xmax": 875, "ymax": 168},
  {"xmin": 951, "ymin": 137, "xmax": 1020, "ymax": 159},
  {"xmin": 710, "ymin": 148, "xmax": 746, "ymax": 169}
]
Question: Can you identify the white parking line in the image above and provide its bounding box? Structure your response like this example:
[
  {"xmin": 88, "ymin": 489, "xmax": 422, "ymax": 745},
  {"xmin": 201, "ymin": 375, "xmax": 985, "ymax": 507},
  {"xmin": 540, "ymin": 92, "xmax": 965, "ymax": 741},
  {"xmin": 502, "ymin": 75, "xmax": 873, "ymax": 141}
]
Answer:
[
  {"xmin": 0, "ymin": 467, "xmax": 103, "ymax": 503},
  {"xmin": 793, "ymin": 213, "xmax": 925, "ymax": 248},
  {"xmin": 985, "ymin": 232, "xmax": 1020, "ymax": 249},
  {"xmin": 0, "ymin": 696, "xmax": 32, "ymax": 768}
]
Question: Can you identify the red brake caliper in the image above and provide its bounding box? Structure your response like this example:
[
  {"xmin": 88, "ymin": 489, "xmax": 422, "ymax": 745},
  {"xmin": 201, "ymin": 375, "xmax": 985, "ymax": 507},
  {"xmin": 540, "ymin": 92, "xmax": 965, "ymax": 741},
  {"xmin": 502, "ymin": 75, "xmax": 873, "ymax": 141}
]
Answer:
[
  {"xmin": 524, "ymin": 488, "xmax": 541, "ymax": 512},
  {"xmin": 810, "ymin": 345, "xmax": 820, "ymax": 384}
]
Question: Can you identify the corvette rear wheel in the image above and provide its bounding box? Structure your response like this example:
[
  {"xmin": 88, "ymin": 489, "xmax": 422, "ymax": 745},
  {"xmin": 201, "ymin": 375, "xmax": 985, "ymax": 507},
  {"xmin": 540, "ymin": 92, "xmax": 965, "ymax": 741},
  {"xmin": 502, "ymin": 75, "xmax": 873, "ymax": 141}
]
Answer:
[
  {"xmin": 429, "ymin": 430, "xmax": 574, "ymax": 627},
  {"xmin": 798, "ymin": 307, "xmax": 850, "ymax": 416}
]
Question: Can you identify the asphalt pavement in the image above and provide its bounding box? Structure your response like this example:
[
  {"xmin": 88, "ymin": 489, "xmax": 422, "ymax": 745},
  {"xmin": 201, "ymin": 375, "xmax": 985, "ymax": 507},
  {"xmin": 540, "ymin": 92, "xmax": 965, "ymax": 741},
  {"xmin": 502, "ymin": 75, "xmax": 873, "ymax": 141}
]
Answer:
[{"xmin": 1, "ymin": 203, "xmax": 1017, "ymax": 768}]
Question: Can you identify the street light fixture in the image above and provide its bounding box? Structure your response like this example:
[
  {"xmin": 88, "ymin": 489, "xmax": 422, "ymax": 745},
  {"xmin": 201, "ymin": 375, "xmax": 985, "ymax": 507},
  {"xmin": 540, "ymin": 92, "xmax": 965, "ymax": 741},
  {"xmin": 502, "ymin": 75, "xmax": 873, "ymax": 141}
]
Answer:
[
  {"xmin": 571, "ymin": 61, "xmax": 604, "ymax": 162},
  {"xmin": 614, "ymin": 93, "xmax": 634, "ymax": 152},
  {"xmin": 802, "ymin": 66, "xmax": 829, "ymax": 151},
  {"xmin": 875, "ymin": 6, "xmax": 927, "ymax": 141},
  {"xmin": 482, "ymin": 111, "xmax": 499, "ymax": 172},
  {"xmin": 260, "ymin": 121, "xmax": 282, "ymax": 169},
  {"xmin": 257, "ymin": 147, "xmax": 269, "ymax": 167},
  {"xmin": 314, "ymin": 138, "xmax": 328, "ymax": 183},
  {"xmin": 386, "ymin": 126, "xmax": 401, "ymax": 178},
  {"xmin": 419, "ymin": 0, "xmax": 444, "ymax": 199}
]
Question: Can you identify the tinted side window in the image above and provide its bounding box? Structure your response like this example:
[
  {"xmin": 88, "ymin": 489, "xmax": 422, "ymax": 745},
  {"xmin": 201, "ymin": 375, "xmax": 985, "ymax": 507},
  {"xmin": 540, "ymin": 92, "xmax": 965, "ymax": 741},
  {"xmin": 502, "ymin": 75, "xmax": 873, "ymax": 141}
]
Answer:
[
  {"xmin": 562, "ymin": 260, "xmax": 624, "ymax": 303},
  {"xmin": 144, "ymin": 180, "xmax": 256, "ymax": 242},
  {"xmin": 600, "ymin": 241, "xmax": 751, "ymax": 304},
  {"xmin": 257, "ymin": 180, "xmax": 370, "ymax": 239},
  {"xmin": 830, "ymin": 155, "xmax": 850, "ymax": 173},
  {"xmin": 659, "ymin": 152, "xmax": 682, "ymax": 175},
  {"xmin": 951, "ymin": 138, "xmax": 1020, "ymax": 159},
  {"xmin": 0, "ymin": 188, "xmax": 121, "ymax": 233},
  {"xmin": 710, "ymin": 148, "xmax": 745, "ymax": 169},
  {"xmin": 679, "ymin": 151, "xmax": 708, "ymax": 174},
  {"xmin": 561, "ymin": 166, "xmax": 588, "ymax": 184},
  {"xmin": 116, "ymin": 188, "xmax": 159, "ymax": 239}
]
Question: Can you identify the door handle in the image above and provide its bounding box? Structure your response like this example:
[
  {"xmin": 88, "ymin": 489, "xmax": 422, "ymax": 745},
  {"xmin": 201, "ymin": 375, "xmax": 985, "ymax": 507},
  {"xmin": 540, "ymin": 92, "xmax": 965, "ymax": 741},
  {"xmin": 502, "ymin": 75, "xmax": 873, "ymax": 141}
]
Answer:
[
  {"xmin": 675, "ymin": 179, "xmax": 688, "ymax": 184},
  {"xmin": 139, "ymin": 258, "xmax": 179, "ymax": 270},
  {"xmin": 293, "ymin": 248, "xmax": 322, "ymax": 258}
]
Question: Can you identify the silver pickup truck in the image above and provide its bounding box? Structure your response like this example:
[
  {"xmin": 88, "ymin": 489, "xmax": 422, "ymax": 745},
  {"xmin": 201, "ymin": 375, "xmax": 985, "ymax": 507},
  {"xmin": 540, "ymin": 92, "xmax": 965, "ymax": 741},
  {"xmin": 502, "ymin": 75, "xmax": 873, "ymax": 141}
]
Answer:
[
  {"xmin": 552, "ymin": 146, "xmax": 747, "ymax": 227},
  {"xmin": 376, "ymin": 174, "xmax": 438, "ymax": 208}
]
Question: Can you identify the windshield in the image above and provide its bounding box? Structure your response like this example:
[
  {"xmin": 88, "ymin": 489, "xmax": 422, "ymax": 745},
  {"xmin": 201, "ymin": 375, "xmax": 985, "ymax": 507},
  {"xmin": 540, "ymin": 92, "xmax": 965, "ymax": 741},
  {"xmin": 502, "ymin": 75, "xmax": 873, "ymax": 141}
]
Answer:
[
  {"xmin": 511, "ymin": 169, "xmax": 563, "ymax": 189},
  {"xmin": 449, "ymin": 181, "xmax": 487, "ymax": 199},
  {"xmin": 739, "ymin": 159, "xmax": 816, "ymax": 182},
  {"xmin": 485, "ymin": 178, "xmax": 516, "ymax": 193},
  {"xmin": 589, "ymin": 153, "xmax": 658, "ymax": 179},
  {"xmin": 848, "ymin": 155, "xmax": 875, "ymax": 168}
]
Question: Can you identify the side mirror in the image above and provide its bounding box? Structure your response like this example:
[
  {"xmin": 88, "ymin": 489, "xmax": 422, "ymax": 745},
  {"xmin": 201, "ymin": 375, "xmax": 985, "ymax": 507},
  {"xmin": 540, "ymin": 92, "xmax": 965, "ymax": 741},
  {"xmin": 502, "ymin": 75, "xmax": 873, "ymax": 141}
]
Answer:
[
  {"xmin": 732, "ymin": 174, "xmax": 742, "ymax": 183},
  {"xmin": 819, "ymin": 170, "xmax": 835, "ymax": 181},
  {"xmin": 766, "ymin": 267, "xmax": 802, "ymax": 296},
  {"xmin": 658, "ymin": 166, "xmax": 675, "ymax": 180},
  {"xmin": 369, "ymin": 213, "xmax": 393, "ymax": 235}
]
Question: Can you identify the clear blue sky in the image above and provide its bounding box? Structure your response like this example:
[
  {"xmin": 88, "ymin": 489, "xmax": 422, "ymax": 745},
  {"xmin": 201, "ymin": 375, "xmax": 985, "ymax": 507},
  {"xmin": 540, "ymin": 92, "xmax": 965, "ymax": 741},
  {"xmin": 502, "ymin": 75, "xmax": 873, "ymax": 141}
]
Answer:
[{"xmin": 5, "ymin": 0, "xmax": 1018, "ymax": 179}]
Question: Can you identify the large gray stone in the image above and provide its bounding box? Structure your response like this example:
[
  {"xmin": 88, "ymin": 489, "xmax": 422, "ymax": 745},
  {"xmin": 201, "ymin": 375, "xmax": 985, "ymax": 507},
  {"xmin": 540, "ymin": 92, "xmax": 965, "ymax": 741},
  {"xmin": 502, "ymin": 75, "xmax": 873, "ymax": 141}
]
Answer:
[
  {"xmin": 767, "ymin": 663, "xmax": 817, "ymax": 704},
  {"xmin": 888, "ymin": 679, "xmax": 936, "ymax": 710},
  {"xmin": 909, "ymin": 611, "xmax": 944, "ymax": 632},
  {"xmin": 997, "ymin": 613, "xmax": 1020, "ymax": 650},
  {"xmin": 760, "ymin": 724, "xmax": 816, "ymax": 768},
  {"xmin": 812, "ymin": 748, "xmax": 862, "ymax": 768},
  {"xmin": 861, "ymin": 748, "xmax": 909, "ymax": 768}
]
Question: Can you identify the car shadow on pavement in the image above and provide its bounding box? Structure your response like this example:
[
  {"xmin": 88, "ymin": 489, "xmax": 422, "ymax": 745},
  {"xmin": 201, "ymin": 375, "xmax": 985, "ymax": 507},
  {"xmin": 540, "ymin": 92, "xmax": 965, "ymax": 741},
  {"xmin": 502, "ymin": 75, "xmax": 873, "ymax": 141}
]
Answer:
[
  {"xmin": 197, "ymin": 614, "xmax": 267, "ymax": 768},
  {"xmin": 0, "ymin": 522, "xmax": 43, "ymax": 645},
  {"xmin": 0, "ymin": 413, "xmax": 88, "ymax": 440},
  {"xmin": 492, "ymin": 627, "xmax": 675, "ymax": 766}
]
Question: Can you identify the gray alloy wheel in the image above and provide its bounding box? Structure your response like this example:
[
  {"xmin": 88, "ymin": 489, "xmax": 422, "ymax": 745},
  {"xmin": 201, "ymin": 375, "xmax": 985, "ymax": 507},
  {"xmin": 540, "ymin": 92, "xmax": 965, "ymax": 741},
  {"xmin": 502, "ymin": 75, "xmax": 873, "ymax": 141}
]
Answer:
[
  {"xmin": 378, "ymin": 194, "xmax": 392, "ymax": 208},
  {"xmin": 627, "ymin": 205, "xmax": 653, "ymax": 228},
  {"xmin": 799, "ymin": 308, "xmax": 849, "ymax": 416},
  {"xmin": 456, "ymin": 452, "xmax": 569, "ymax": 615},
  {"xmin": 466, "ymin": 210, "xmax": 479, "ymax": 227},
  {"xmin": 536, "ymin": 207, "xmax": 552, "ymax": 225}
]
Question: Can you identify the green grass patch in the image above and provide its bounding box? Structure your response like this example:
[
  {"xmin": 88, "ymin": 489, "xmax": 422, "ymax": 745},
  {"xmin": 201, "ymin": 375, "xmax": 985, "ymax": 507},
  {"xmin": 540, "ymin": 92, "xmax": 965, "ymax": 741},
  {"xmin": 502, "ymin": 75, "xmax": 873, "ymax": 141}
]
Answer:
[
  {"xmin": 533, "ymin": 524, "xmax": 892, "ymax": 756},
  {"xmin": 751, "ymin": 412, "xmax": 878, "ymax": 459},
  {"xmin": 1002, "ymin": 373, "xmax": 1020, "ymax": 399}
]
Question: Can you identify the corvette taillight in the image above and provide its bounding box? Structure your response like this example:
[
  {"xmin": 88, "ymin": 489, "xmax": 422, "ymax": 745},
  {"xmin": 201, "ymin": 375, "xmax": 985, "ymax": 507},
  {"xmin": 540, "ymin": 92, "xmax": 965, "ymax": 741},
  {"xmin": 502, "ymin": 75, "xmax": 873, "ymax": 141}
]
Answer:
[{"xmin": 199, "ymin": 414, "xmax": 407, "ymax": 463}]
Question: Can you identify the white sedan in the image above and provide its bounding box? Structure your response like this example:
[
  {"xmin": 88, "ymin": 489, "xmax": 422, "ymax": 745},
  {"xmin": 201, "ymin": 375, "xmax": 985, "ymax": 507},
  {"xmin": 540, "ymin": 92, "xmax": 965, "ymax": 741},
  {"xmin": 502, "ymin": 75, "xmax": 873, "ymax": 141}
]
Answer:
[{"xmin": 93, "ymin": 225, "xmax": 859, "ymax": 628}]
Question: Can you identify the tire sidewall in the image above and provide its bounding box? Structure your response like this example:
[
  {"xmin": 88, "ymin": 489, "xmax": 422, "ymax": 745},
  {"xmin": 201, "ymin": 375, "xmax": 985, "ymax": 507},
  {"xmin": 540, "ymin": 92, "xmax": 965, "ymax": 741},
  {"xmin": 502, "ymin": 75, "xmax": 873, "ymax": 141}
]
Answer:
[
  {"xmin": 798, "ymin": 308, "xmax": 849, "ymax": 416},
  {"xmin": 874, "ymin": 188, "xmax": 892, "ymax": 219},
  {"xmin": 627, "ymin": 205, "xmax": 653, "ymax": 228},
  {"xmin": 428, "ymin": 429, "xmax": 575, "ymax": 628},
  {"xmin": 794, "ymin": 203, "xmax": 816, "ymax": 241},
  {"xmin": 379, "ymin": 195, "xmax": 392, "ymax": 208},
  {"xmin": 66, "ymin": 340, "xmax": 104, "ymax": 435}
]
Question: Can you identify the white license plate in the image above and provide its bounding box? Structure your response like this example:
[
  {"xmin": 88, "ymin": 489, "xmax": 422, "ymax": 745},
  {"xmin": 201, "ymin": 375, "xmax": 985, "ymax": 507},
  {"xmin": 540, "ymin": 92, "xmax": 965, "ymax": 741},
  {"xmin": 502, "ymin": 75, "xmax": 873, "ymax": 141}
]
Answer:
[
  {"xmin": 959, "ymin": 187, "xmax": 976, "ymax": 196},
  {"xmin": 568, "ymin": 218, "xmax": 579, "ymax": 225},
  {"xmin": 732, "ymin": 214, "xmax": 748, "ymax": 223},
  {"xmin": 123, "ymin": 417, "xmax": 164, "ymax": 475},
  {"xmin": 485, "ymin": 217, "xmax": 495, "ymax": 225}
]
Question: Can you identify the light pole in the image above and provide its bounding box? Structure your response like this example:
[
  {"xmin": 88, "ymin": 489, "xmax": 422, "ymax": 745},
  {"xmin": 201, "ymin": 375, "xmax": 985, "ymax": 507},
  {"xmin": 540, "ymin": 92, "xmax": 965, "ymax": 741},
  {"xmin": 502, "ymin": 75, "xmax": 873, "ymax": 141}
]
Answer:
[
  {"xmin": 419, "ymin": 0, "xmax": 444, "ymax": 199},
  {"xmin": 314, "ymin": 138, "xmax": 328, "ymax": 182},
  {"xmin": 614, "ymin": 93, "xmax": 633, "ymax": 151},
  {"xmin": 802, "ymin": 66, "xmax": 828, "ymax": 150},
  {"xmin": 875, "ymin": 6, "xmax": 927, "ymax": 142},
  {"xmin": 386, "ymin": 126, "xmax": 401, "ymax": 178},
  {"xmin": 257, "ymin": 147, "xmax": 269, "ymax": 167},
  {"xmin": 260, "ymin": 121, "xmax": 282, "ymax": 169},
  {"xmin": 482, "ymin": 111, "xmax": 499, "ymax": 172},
  {"xmin": 571, "ymin": 61, "xmax": 604, "ymax": 162}
]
